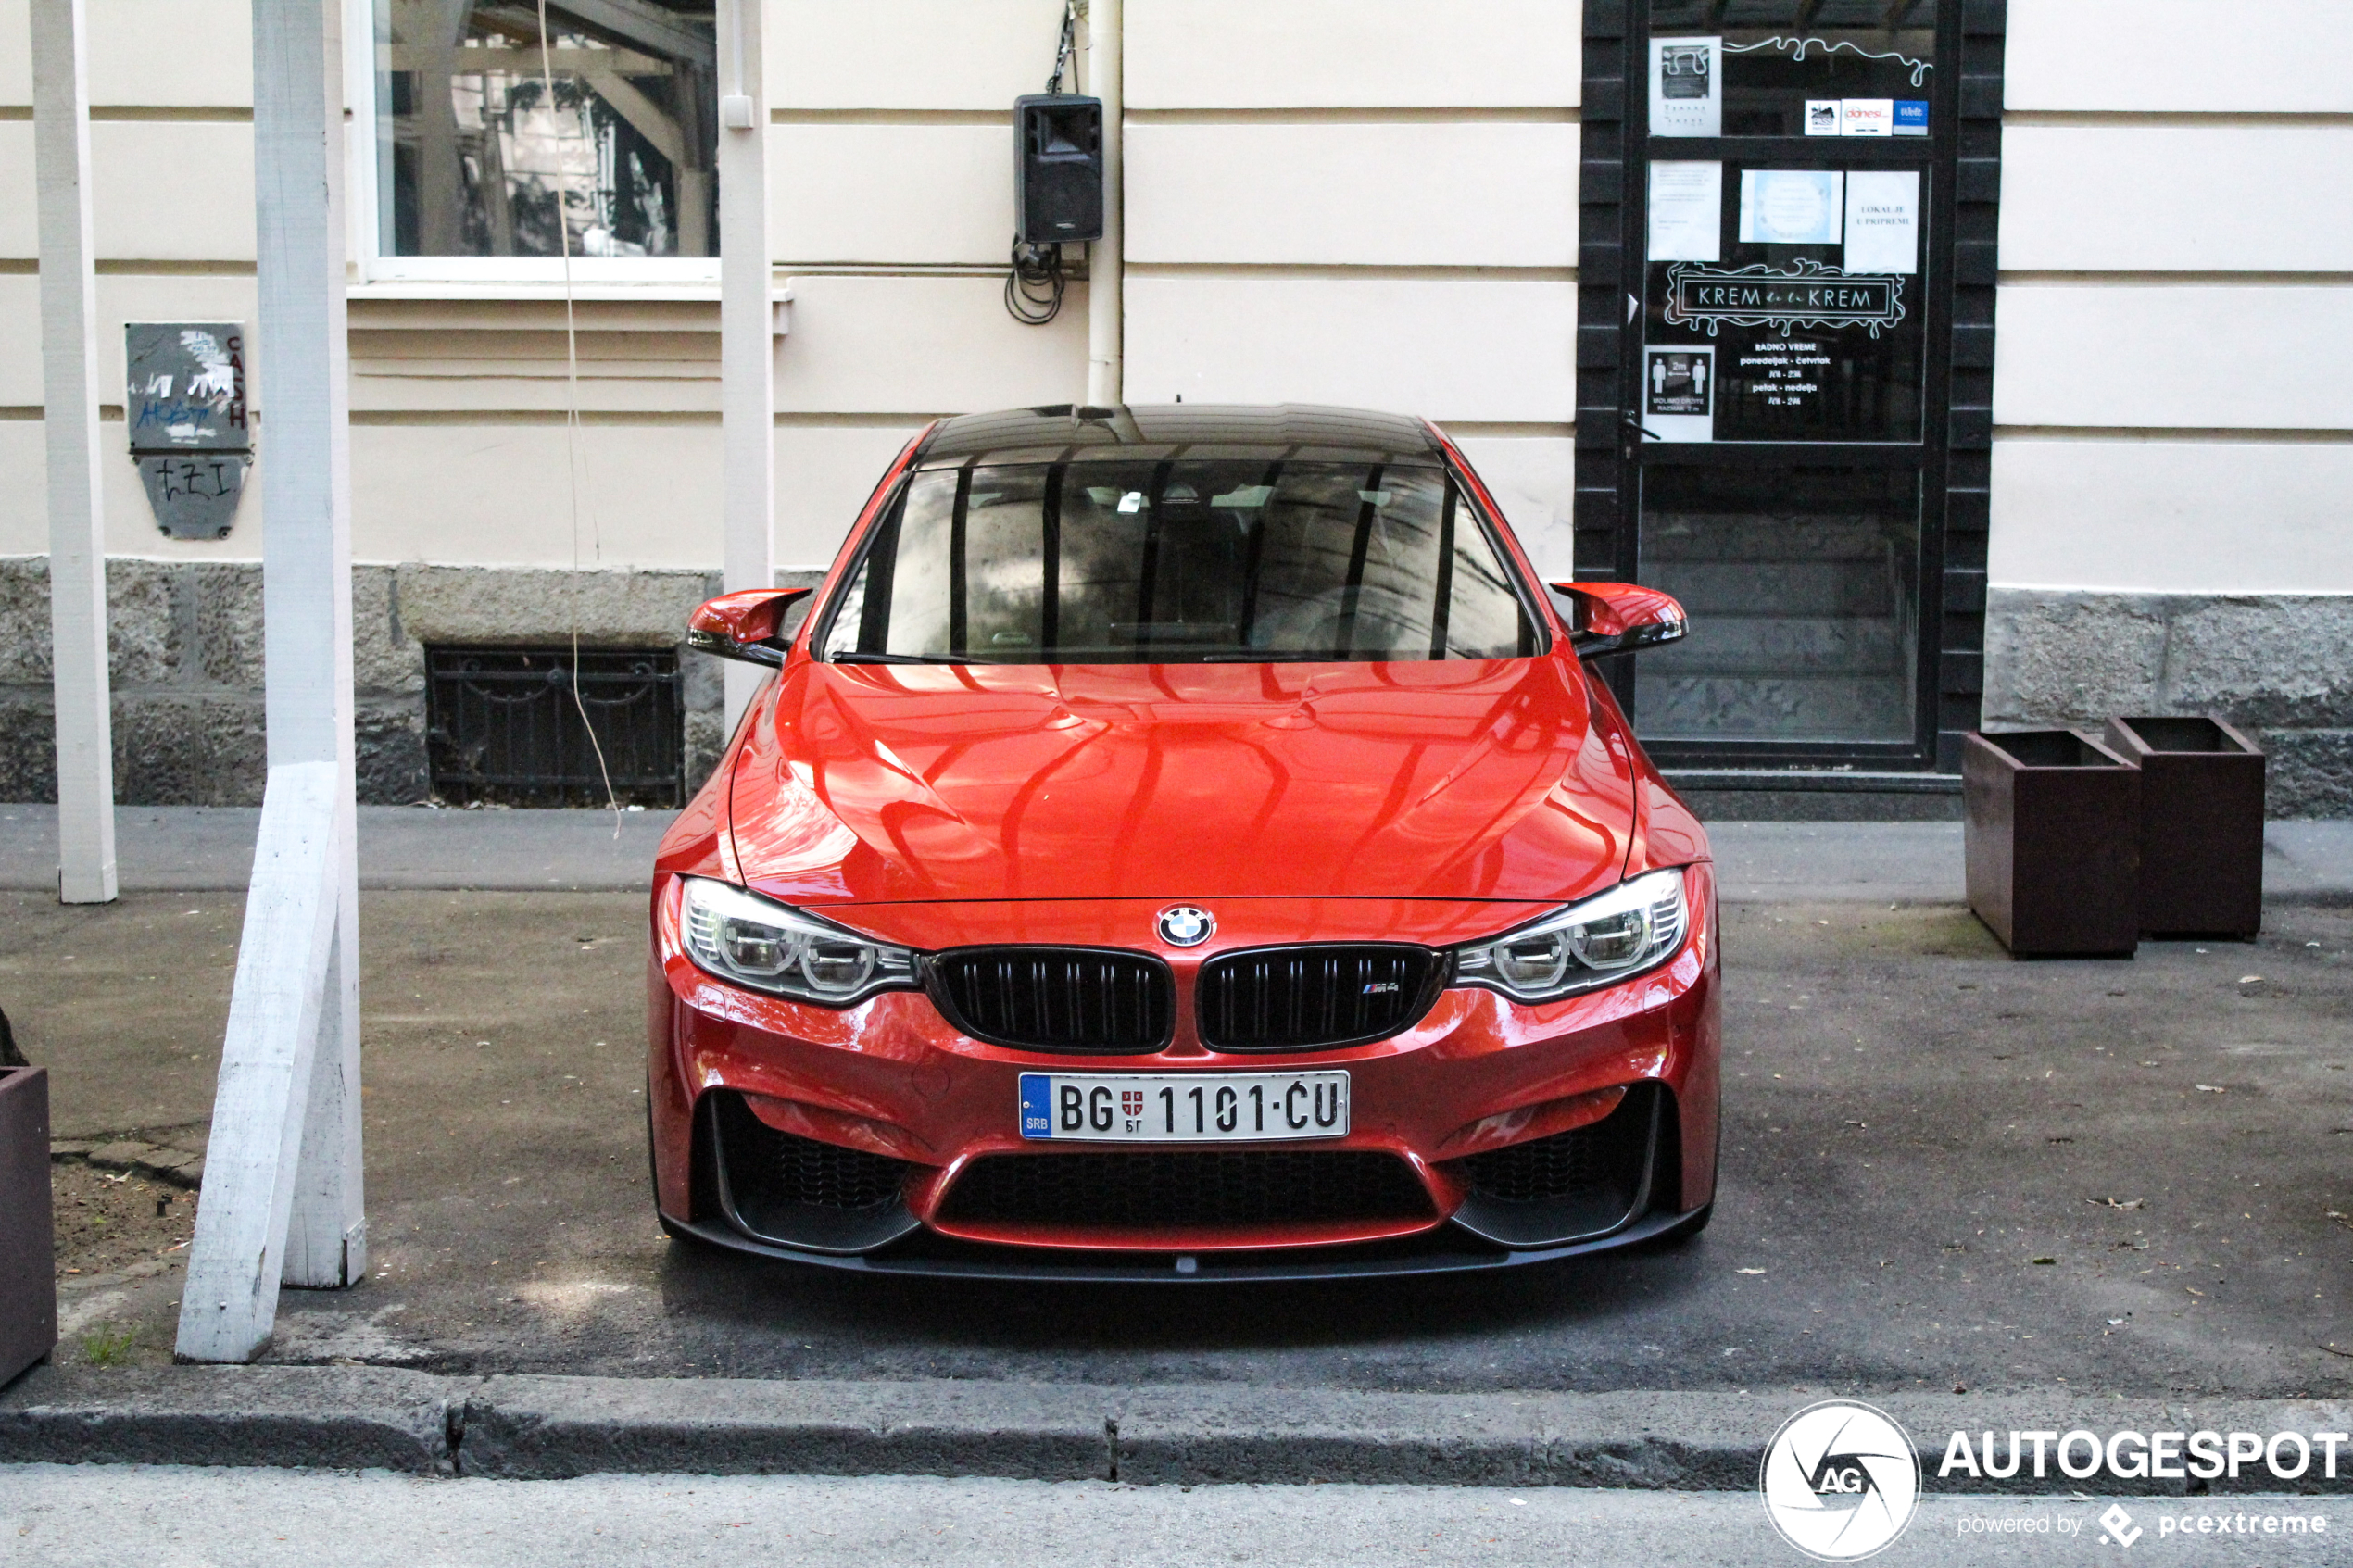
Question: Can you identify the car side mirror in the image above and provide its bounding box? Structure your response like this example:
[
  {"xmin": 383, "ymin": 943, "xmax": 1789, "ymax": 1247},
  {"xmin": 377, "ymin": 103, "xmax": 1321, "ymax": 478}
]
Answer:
[
  {"xmin": 1549, "ymin": 581, "xmax": 1688, "ymax": 659},
  {"xmin": 686, "ymin": 587, "xmax": 813, "ymax": 669}
]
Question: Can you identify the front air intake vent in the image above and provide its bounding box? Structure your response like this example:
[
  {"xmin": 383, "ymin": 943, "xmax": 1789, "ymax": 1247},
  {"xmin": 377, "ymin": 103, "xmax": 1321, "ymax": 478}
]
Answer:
[
  {"xmin": 927, "ymin": 947, "xmax": 1175, "ymax": 1054},
  {"xmin": 1196, "ymin": 945, "xmax": 1441, "ymax": 1052},
  {"xmin": 937, "ymin": 1149, "xmax": 1435, "ymax": 1231}
]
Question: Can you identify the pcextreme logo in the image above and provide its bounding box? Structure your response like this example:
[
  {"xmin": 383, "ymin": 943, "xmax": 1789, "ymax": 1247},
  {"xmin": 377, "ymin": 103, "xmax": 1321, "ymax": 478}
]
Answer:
[{"xmin": 1759, "ymin": 1400, "xmax": 1921, "ymax": 1561}]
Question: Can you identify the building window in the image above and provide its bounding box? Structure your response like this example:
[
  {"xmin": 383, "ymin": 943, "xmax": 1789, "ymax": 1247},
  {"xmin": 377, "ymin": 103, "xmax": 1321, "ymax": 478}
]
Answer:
[
  {"xmin": 372, "ymin": 0, "xmax": 718, "ymax": 263},
  {"xmin": 425, "ymin": 646, "xmax": 685, "ymax": 807}
]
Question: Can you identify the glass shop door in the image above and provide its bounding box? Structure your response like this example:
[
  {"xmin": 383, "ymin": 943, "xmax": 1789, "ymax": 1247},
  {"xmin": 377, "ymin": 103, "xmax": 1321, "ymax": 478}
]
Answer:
[{"xmin": 1623, "ymin": 1, "xmax": 1956, "ymax": 767}]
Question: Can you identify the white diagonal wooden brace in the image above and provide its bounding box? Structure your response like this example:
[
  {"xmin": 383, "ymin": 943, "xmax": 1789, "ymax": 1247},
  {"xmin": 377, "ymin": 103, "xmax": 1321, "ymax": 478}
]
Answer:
[{"xmin": 174, "ymin": 761, "xmax": 343, "ymax": 1363}]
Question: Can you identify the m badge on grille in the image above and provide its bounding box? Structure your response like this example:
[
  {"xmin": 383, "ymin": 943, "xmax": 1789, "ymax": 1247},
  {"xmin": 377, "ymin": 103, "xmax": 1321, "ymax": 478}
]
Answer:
[{"xmin": 1157, "ymin": 906, "xmax": 1214, "ymax": 947}]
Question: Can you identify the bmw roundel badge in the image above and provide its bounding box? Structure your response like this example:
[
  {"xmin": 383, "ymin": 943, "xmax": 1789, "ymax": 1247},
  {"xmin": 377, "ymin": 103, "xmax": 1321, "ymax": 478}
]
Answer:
[{"xmin": 1157, "ymin": 906, "xmax": 1214, "ymax": 947}]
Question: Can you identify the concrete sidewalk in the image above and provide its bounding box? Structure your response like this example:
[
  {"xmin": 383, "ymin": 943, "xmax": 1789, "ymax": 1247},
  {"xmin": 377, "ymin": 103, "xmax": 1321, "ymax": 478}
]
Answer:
[
  {"xmin": 0, "ymin": 803, "xmax": 680, "ymax": 893},
  {"xmin": 3, "ymin": 804, "xmax": 2350, "ymax": 901}
]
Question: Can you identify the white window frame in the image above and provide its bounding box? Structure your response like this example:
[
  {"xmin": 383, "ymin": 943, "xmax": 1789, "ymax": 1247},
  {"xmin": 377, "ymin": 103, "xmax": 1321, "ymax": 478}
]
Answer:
[{"xmin": 342, "ymin": 0, "xmax": 721, "ymax": 298}]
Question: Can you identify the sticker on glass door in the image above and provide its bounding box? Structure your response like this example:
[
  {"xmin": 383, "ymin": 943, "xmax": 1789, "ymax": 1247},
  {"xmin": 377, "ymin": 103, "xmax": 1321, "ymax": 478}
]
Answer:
[{"xmin": 1643, "ymin": 346, "xmax": 1715, "ymax": 442}]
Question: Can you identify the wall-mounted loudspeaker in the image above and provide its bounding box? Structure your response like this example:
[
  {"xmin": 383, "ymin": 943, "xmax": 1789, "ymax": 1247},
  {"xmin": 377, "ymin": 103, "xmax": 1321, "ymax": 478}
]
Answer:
[{"xmin": 1013, "ymin": 94, "xmax": 1103, "ymax": 245}]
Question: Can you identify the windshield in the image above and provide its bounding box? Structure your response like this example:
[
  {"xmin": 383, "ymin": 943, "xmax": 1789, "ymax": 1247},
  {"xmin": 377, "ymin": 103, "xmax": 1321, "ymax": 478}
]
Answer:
[{"xmin": 818, "ymin": 460, "xmax": 1541, "ymax": 664}]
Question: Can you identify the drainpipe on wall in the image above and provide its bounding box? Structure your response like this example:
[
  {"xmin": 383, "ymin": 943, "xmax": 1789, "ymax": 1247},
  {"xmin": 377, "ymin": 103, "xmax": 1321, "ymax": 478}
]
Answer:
[
  {"xmin": 1085, "ymin": 0, "xmax": 1122, "ymax": 408},
  {"xmin": 717, "ymin": 0, "xmax": 774, "ymax": 728}
]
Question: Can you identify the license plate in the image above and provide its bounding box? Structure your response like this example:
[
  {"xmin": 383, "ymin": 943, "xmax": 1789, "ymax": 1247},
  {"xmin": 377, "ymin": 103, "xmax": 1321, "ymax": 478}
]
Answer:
[{"xmin": 1018, "ymin": 1071, "xmax": 1351, "ymax": 1143}]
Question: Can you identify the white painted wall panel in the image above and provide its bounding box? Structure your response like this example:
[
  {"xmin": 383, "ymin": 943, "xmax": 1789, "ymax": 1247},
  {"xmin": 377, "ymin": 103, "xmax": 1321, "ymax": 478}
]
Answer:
[
  {"xmin": 0, "ymin": 0, "xmax": 24, "ymax": 104},
  {"xmin": 6, "ymin": 123, "xmax": 258, "ymax": 261},
  {"xmin": 1127, "ymin": 0, "xmax": 1578, "ymax": 108},
  {"xmin": 769, "ymin": 124, "xmax": 1009, "ymax": 266},
  {"xmin": 2000, "ymin": 127, "xmax": 2353, "ymax": 272},
  {"xmin": 93, "ymin": 0, "xmax": 252, "ymax": 106},
  {"xmin": 1446, "ymin": 433, "xmax": 1576, "ymax": 579},
  {"xmin": 1990, "ymin": 439, "xmax": 2353, "ymax": 594},
  {"xmin": 0, "ymin": 0, "xmax": 251, "ymax": 107},
  {"xmin": 0, "ymin": 415, "xmax": 254, "ymax": 560},
  {"xmin": 0, "ymin": 124, "xmax": 31, "ymax": 258},
  {"xmin": 1994, "ymin": 285, "xmax": 2353, "ymax": 430},
  {"xmin": 1126, "ymin": 122, "xmax": 1576, "ymax": 267},
  {"xmin": 0, "ymin": 415, "xmax": 937, "ymax": 571},
  {"xmin": 770, "ymin": 0, "xmax": 1071, "ymax": 110},
  {"xmin": 0, "ymin": 275, "xmax": 41, "ymax": 404},
  {"xmin": 94, "ymin": 122, "xmax": 256, "ymax": 261},
  {"xmin": 1126, "ymin": 277, "xmax": 1575, "ymax": 422},
  {"xmin": 2007, "ymin": 1, "xmax": 2353, "ymax": 112},
  {"xmin": 776, "ymin": 273, "xmax": 1088, "ymax": 414},
  {"xmin": 775, "ymin": 423, "xmax": 929, "ymax": 570},
  {"xmin": 351, "ymin": 422, "xmax": 719, "ymax": 567}
]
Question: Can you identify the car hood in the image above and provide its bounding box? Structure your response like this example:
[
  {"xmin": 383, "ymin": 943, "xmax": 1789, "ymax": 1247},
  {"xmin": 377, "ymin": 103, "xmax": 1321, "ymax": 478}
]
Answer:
[{"xmin": 727, "ymin": 659, "xmax": 1635, "ymax": 908}]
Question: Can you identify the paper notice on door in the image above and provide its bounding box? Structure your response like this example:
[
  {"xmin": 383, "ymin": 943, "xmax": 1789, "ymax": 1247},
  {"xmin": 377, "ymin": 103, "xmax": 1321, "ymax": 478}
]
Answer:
[
  {"xmin": 1647, "ymin": 161, "xmax": 1723, "ymax": 261},
  {"xmin": 1843, "ymin": 169, "xmax": 1920, "ymax": 275},
  {"xmin": 1738, "ymin": 169, "xmax": 1844, "ymax": 245},
  {"xmin": 1642, "ymin": 345, "xmax": 1715, "ymax": 442},
  {"xmin": 1649, "ymin": 36, "xmax": 1720, "ymax": 138}
]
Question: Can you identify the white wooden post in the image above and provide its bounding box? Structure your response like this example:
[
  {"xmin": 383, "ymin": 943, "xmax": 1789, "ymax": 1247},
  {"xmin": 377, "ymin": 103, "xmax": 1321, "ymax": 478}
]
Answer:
[
  {"xmin": 175, "ymin": 764, "xmax": 344, "ymax": 1361},
  {"xmin": 717, "ymin": 0, "xmax": 774, "ymax": 727},
  {"xmin": 177, "ymin": 0, "xmax": 365, "ymax": 1362},
  {"xmin": 1085, "ymin": 0, "xmax": 1122, "ymax": 408},
  {"xmin": 31, "ymin": 0, "xmax": 118, "ymax": 906}
]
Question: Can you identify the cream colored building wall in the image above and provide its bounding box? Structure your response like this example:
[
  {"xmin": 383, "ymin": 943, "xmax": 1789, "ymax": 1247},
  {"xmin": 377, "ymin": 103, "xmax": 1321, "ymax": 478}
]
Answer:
[
  {"xmin": 24, "ymin": 3, "xmax": 2348, "ymax": 599},
  {"xmin": 1990, "ymin": 0, "xmax": 2353, "ymax": 595},
  {"xmin": 1122, "ymin": 0, "xmax": 1581, "ymax": 574},
  {"xmin": 0, "ymin": 0, "xmax": 1585, "ymax": 581}
]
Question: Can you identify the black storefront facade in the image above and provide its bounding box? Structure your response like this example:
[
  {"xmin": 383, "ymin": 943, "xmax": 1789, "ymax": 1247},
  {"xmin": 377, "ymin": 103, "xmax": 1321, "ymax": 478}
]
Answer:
[{"xmin": 1577, "ymin": 0, "xmax": 2005, "ymax": 809}]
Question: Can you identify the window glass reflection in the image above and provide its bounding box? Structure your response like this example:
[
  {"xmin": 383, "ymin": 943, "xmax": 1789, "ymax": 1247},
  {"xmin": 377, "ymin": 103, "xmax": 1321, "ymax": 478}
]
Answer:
[
  {"xmin": 822, "ymin": 463, "xmax": 1537, "ymax": 665},
  {"xmin": 376, "ymin": 0, "xmax": 717, "ymax": 257},
  {"xmin": 1634, "ymin": 465, "xmax": 1919, "ymax": 743}
]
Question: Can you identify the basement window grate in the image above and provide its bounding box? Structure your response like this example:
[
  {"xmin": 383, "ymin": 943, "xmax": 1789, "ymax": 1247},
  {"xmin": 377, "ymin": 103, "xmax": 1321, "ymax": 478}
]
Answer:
[{"xmin": 425, "ymin": 645, "xmax": 684, "ymax": 807}]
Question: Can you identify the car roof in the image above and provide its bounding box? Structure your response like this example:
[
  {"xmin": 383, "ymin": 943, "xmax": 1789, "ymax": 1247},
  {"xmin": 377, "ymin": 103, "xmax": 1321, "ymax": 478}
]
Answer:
[{"xmin": 913, "ymin": 404, "xmax": 1446, "ymax": 470}]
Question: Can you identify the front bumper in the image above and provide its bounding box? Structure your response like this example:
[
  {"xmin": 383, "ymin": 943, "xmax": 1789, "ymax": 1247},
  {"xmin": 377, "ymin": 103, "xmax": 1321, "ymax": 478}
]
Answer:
[{"xmin": 647, "ymin": 868, "xmax": 1720, "ymax": 1278}]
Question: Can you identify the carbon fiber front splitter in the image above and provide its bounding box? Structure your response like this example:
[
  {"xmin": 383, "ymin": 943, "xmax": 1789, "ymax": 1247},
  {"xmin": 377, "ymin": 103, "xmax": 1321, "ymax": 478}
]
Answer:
[{"xmin": 659, "ymin": 1203, "xmax": 1705, "ymax": 1283}]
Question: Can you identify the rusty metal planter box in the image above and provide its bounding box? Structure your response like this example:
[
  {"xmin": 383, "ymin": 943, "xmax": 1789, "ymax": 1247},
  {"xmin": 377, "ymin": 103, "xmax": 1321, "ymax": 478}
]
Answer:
[
  {"xmin": 2102, "ymin": 716, "xmax": 2266, "ymax": 939},
  {"xmin": 1964, "ymin": 731, "xmax": 2140, "ymax": 958},
  {"xmin": 0, "ymin": 1066, "xmax": 56, "ymax": 1386}
]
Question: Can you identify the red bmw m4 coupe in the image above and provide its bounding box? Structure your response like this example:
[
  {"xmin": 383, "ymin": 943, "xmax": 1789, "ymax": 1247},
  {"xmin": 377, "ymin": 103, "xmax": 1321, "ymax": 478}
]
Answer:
[{"xmin": 648, "ymin": 405, "xmax": 1718, "ymax": 1279}]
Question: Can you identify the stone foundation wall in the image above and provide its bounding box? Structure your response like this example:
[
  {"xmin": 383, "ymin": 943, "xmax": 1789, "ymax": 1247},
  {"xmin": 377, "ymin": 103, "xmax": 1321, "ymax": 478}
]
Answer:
[
  {"xmin": 1982, "ymin": 588, "xmax": 2353, "ymax": 818},
  {"xmin": 0, "ymin": 558, "xmax": 821, "ymax": 806},
  {"xmin": 11, "ymin": 567, "xmax": 2346, "ymax": 816}
]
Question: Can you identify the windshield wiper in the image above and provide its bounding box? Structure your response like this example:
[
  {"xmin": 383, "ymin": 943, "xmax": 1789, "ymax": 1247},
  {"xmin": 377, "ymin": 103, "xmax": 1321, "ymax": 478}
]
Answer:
[{"xmin": 830, "ymin": 651, "xmax": 968, "ymax": 665}]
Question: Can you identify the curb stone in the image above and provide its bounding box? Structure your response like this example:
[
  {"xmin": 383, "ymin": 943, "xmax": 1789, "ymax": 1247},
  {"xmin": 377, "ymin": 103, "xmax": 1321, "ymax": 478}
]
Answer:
[
  {"xmin": 0, "ymin": 1365, "xmax": 455, "ymax": 1472},
  {"xmin": 1, "ymin": 1366, "xmax": 2347, "ymax": 1491}
]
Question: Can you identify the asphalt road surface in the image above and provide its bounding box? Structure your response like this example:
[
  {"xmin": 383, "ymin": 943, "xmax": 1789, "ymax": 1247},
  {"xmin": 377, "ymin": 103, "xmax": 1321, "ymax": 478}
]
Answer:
[
  {"xmin": 3, "ymin": 1467, "xmax": 2344, "ymax": 1567},
  {"xmin": 14, "ymin": 881, "xmax": 2349, "ymax": 1401}
]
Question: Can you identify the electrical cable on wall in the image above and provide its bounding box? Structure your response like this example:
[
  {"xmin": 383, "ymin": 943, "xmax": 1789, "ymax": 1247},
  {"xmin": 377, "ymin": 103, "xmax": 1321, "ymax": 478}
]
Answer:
[
  {"xmin": 1004, "ymin": 0, "xmax": 1081, "ymax": 325},
  {"xmin": 535, "ymin": 0, "xmax": 623, "ymax": 831}
]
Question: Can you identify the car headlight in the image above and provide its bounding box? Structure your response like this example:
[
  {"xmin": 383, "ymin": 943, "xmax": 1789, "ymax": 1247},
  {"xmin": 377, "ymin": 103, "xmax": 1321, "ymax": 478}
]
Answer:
[
  {"xmin": 680, "ymin": 876, "xmax": 918, "ymax": 1006},
  {"xmin": 1451, "ymin": 868, "xmax": 1688, "ymax": 1002}
]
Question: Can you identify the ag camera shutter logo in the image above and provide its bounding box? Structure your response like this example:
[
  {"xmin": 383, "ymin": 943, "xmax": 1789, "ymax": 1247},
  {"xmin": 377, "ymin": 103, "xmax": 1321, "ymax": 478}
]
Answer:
[{"xmin": 1760, "ymin": 1400, "xmax": 1921, "ymax": 1560}]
